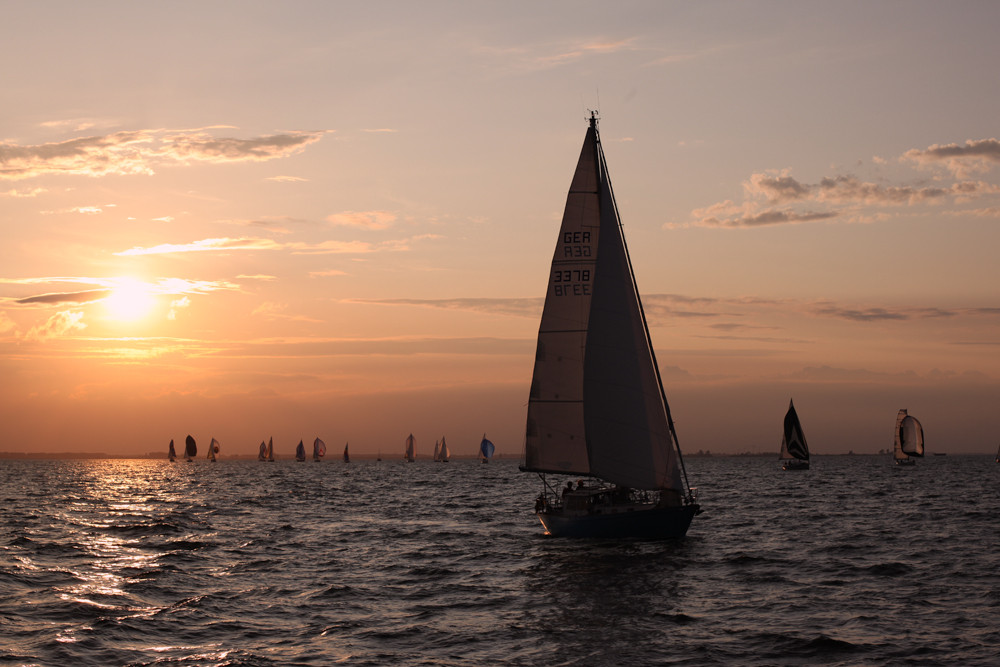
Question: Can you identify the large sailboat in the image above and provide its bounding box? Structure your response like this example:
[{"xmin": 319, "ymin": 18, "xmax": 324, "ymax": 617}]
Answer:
[
  {"xmin": 207, "ymin": 437, "xmax": 220, "ymax": 462},
  {"xmin": 404, "ymin": 433, "xmax": 416, "ymax": 462},
  {"xmin": 520, "ymin": 113, "xmax": 699, "ymax": 538},
  {"xmin": 184, "ymin": 434, "xmax": 197, "ymax": 462},
  {"xmin": 893, "ymin": 409, "xmax": 924, "ymax": 465},
  {"xmin": 479, "ymin": 434, "xmax": 495, "ymax": 464},
  {"xmin": 779, "ymin": 399, "xmax": 810, "ymax": 470},
  {"xmin": 168, "ymin": 439, "xmax": 177, "ymax": 462},
  {"xmin": 313, "ymin": 437, "xmax": 326, "ymax": 462}
]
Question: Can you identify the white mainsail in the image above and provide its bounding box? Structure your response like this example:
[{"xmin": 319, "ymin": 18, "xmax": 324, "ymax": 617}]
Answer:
[{"xmin": 522, "ymin": 115, "xmax": 685, "ymax": 493}]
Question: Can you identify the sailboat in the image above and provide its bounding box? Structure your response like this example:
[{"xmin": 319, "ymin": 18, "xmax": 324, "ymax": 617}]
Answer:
[
  {"xmin": 433, "ymin": 440, "xmax": 441, "ymax": 461},
  {"xmin": 258, "ymin": 441, "xmax": 268, "ymax": 461},
  {"xmin": 996, "ymin": 442, "xmax": 999, "ymax": 463},
  {"xmin": 343, "ymin": 442, "xmax": 350, "ymax": 463},
  {"xmin": 313, "ymin": 437, "xmax": 326, "ymax": 462},
  {"xmin": 184, "ymin": 434, "xmax": 197, "ymax": 462},
  {"xmin": 893, "ymin": 409, "xmax": 924, "ymax": 465},
  {"xmin": 779, "ymin": 399, "xmax": 810, "ymax": 470},
  {"xmin": 295, "ymin": 440, "xmax": 306, "ymax": 462},
  {"xmin": 519, "ymin": 113, "xmax": 699, "ymax": 538},
  {"xmin": 207, "ymin": 437, "xmax": 220, "ymax": 462},
  {"xmin": 168, "ymin": 439, "xmax": 177, "ymax": 462},
  {"xmin": 440, "ymin": 436, "xmax": 450, "ymax": 462},
  {"xmin": 479, "ymin": 434, "xmax": 495, "ymax": 464},
  {"xmin": 404, "ymin": 433, "xmax": 415, "ymax": 462},
  {"xmin": 266, "ymin": 437, "xmax": 275, "ymax": 462}
]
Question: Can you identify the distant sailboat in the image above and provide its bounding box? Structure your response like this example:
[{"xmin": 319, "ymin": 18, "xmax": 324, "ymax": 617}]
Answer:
[
  {"xmin": 519, "ymin": 113, "xmax": 699, "ymax": 539},
  {"xmin": 343, "ymin": 442, "xmax": 350, "ymax": 463},
  {"xmin": 258, "ymin": 441, "xmax": 267, "ymax": 461},
  {"xmin": 440, "ymin": 436, "xmax": 450, "ymax": 463},
  {"xmin": 479, "ymin": 434, "xmax": 495, "ymax": 464},
  {"xmin": 168, "ymin": 439, "xmax": 177, "ymax": 462},
  {"xmin": 207, "ymin": 437, "xmax": 220, "ymax": 462},
  {"xmin": 433, "ymin": 440, "xmax": 442, "ymax": 462},
  {"xmin": 404, "ymin": 433, "xmax": 415, "ymax": 462},
  {"xmin": 377, "ymin": 450, "xmax": 382, "ymax": 462},
  {"xmin": 184, "ymin": 434, "xmax": 197, "ymax": 462},
  {"xmin": 996, "ymin": 442, "xmax": 999, "ymax": 463},
  {"xmin": 295, "ymin": 440, "xmax": 306, "ymax": 462},
  {"xmin": 266, "ymin": 437, "xmax": 275, "ymax": 462},
  {"xmin": 894, "ymin": 409, "xmax": 924, "ymax": 465},
  {"xmin": 313, "ymin": 437, "xmax": 326, "ymax": 462},
  {"xmin": 779, "ymin": 399, "xmax": 810, "ymax": 470}
]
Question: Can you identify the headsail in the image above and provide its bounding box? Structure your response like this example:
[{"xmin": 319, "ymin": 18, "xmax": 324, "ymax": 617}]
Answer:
[
  {"xmin": 258, "ymin": 441, "xmax": 267, "ymax": 461},
  {"xmin": 480, "ymin": 434, "xmax": 495, "ymax": 462},
  {"xmin": 168, "ymin": 439, "xmax": 177, "ymax": 461},
  {"xmin": 313, "ymin": 437, "xmax": 326, "ymax": 461},
  {"xmin": 894, "ymin": 409, "xmax": 925, "ymax": 462},
  {"xmin": 207, "ymin": 437, "xmax": 220, "ymax": 461},
  {"xmin": 779, "ymin": 399, "xmax": 809, "ymax": 461},
  {"xmin": 184, "ymin": 434, "xmax": 197, "ymax": 460},
  {"xmin": 521, "ymin": 113, "xmax": 686, "ymax": 493},
  {"xmin": 405, "ymin": 433, "xmax": 415, "ymax": 462}
]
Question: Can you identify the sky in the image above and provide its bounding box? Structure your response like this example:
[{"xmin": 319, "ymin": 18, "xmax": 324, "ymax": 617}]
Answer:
[{"xmin": 2, "ymin": 1, "xmax": 1000, "ymax": 457}]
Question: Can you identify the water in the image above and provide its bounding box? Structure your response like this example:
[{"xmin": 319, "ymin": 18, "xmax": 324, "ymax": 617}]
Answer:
[{"xmin": 2, "ymin": 456, "xmax": 998, "ymax": 666}]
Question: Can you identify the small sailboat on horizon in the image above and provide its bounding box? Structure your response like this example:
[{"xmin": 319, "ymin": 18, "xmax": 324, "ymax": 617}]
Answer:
[
  {"xmin": 519, "ymin": 112, "xmax": 699, "ymax": 539},
  {"xmin": 314, "ymin": 437, "xmax": 326, "ymax": 462},
  {"xmin": 258, "ymin": 440, "xmax": 267, "ymax": 461},
  {"xmin": 893, "ymin": 409, "xmax": 924, "ymax": 465},
  {"xmin": 779, "ymin": 399, "xmax": 810, "ymax": 470},
  {"xmin": 207, "ymin": 437, "xmax": 220, "ymax": 462},
  {"xmin": 479, "ymin": 434, "xmax": 495, "ymax": 464},
  {"xmin": 266, "ymin": 437, "xmax": 275, "ymax": 462},
  {"xmin": 295, "ymin": 440, "xmax": 306, "ymax": 462},
  {"xmin": 404, "ymin": 433, "xmax": 415, "ymax": 462},
  {"xmin": 343, "ymin": 442, "xmax": 350, "ymax": 463},
  {"xmin": 184, "ymin": 434, "xmax": 197, "ymax": 462},
  {"xmin": 168, "ymin": 439, "xmax": 177, "ymax": 462}
]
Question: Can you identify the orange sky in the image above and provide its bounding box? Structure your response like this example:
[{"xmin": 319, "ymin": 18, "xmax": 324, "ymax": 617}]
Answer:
[{"xmin": 3, "ymin": 2, "xmax": 1000, "ymax": 456}]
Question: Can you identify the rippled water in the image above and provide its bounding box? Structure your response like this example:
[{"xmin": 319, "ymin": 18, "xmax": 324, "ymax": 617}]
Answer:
[{"xmin": 2, "ymin": 455, "xmax": 998, "ymax": 666}]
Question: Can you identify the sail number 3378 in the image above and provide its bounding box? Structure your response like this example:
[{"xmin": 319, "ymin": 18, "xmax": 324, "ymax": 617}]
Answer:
[{"xmin": 552, "ymin": 268, "xmax": 591, "ymax": 296}]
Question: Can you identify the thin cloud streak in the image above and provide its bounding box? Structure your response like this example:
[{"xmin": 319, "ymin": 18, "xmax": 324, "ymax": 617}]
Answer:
[{"xmin": 0, "ymin": 128, "xmax": 325, "ymax": 180}]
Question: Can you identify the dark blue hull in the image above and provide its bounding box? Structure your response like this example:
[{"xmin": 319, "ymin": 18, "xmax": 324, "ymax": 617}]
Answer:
[{"xmin": 537, "ymin": 503, "xmax": 698, "ymax": 539}]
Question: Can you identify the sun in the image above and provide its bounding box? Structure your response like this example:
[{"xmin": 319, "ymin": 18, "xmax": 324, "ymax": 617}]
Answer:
[{"xmin": 104, "ymin": 278, "xmax": 156, "ymax": 322}]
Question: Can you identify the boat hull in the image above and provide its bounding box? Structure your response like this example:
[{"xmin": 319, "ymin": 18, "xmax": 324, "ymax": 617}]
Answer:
[
  {"xmin": 782, "ymin": 459, "xmax": 809, "ymax": 470},
  {"xmin": 537, "ymin": 503, "xmax": 698, "ymax": 539}
]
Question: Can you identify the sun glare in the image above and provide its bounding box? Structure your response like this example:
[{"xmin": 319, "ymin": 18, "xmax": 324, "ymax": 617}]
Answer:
[{"xmin": 104, "ymin": 279, "xmax": 156, "ymax": 322}]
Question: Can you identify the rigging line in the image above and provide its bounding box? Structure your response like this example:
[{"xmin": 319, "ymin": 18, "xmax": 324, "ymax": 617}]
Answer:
[{"xmin": 592, "ymin": 118, "xmax": 695, "ymax": 498}]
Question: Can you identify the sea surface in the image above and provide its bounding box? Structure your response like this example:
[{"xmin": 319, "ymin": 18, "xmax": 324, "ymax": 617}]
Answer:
[{"xmin": 2, "ymin": 455, "xmax": 998, "ymax": 666}]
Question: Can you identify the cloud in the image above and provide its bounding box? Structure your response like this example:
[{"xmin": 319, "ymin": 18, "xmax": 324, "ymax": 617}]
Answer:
[
  {"xmin": 1, "ymin": 187, "xmax": 46, "ymax": 198},
  {"xmin": 15, "ymin": 289, "xmax": 112, "ymax": 305},
  {"xmin": 115, "ymin": 235, "xmax": 426, "ymax": 256},
  {"xmin": 25, "ymin": 310, "xmax": 86, "ymax": 340},
  {"xmin": 346, "ymin": 297, "xmax": 543, "ymax": 319},
  {"xmin": 265, "ymin": 175, "xmax": 309, "ymax": 182},
  {"xmin": 683, "ymin": 152, "xmax": 1000, "ymax": 229},
  {"xmin": 167, "ymin": 296, "xmax": 190, "ymax": 321},
  {"xmin": 0, "ymin": 128, "xmax": 324, "ymax": 181},
  {"xmin": 326, "ymin": 210, "xmax": 397, "ymax": 230},
  {"xmin": 903, "ymin": 138, "xmax": 1000, "ymax": 177}
]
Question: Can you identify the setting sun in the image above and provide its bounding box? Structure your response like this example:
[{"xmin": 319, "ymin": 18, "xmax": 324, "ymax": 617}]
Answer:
[{"xmin": 103, "ymin": 279, "xmax": 156, "ymax": 322}]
